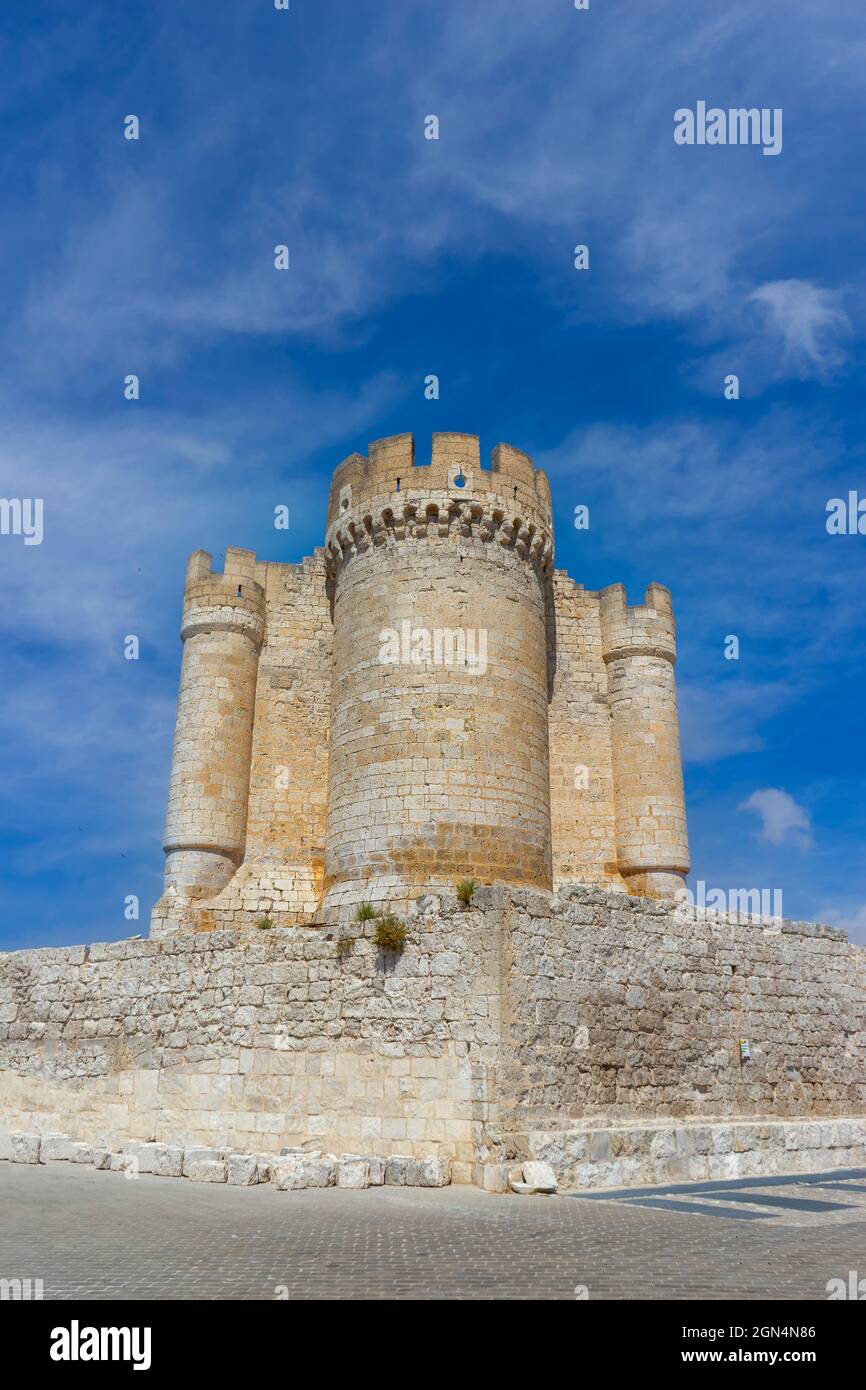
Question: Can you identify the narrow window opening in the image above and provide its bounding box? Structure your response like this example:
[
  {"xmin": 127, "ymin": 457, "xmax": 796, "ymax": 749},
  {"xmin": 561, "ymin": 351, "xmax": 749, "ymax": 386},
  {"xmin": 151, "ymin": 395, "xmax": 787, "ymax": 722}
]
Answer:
[{"xmin": 396, "ymin": 477, "xmax": 401, "ymax": 492}]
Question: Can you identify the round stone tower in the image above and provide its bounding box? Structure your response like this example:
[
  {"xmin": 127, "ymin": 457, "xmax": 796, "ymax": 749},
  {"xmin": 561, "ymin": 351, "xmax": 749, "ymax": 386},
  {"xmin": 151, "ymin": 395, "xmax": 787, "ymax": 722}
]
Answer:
[
  {"xmin": 599, "ymin": 582, "xmax": 690, "ymax": 898},
  {"xmin": 160, "ymin": 547, "xmax": 265, "ymax": 919},
  {"xmin": 322, "ymin": 432, "xmax": 554, "ymax": 916}
]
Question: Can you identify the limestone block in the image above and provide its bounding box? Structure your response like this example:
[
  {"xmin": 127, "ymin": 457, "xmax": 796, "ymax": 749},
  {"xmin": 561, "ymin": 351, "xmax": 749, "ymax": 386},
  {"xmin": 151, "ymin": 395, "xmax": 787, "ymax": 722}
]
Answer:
[
  {"xmin": 384, "ymin": 1155, "xmax": 413, "ymax": 1185},
  {"xmin": 227, "ymin": 1154, "xmax": 259, "ymax": 1186},
  {"xmin": 589, "ymin": 1131, "xmax": 611, "ymax": 1161},
  {"xmin": 649, "ymin": 1129, "xmax": 677, "ymax": 1160},
  {"xmin": 69, "ymin": 1144, "xmax": 96, "ymax": 1164},
  {"xmin": 274, "ymin": 1157, "xmax": 336, "ymax": 1190},
  {"xmin": 784, "ymin": 1124, "xmax": 807, "ymax": 1152},
  {"xmin": 337, "ymin": 1159, "xmax": 369, "ymax": 1188},
  {"xmin": 690, "ymin": 1128, "xmax": 713, "ymax": 1156},
  {"xmin": 431, "ymin": 952, "xmax": 460, "ymax": 976},
  {"xmin": 182, "ymin": 1146, "xmax": 227, "ymax": 1178},
  {"xmin": 109, "ymin": 1152, "xmax": 138, "ymax": 1174},
  {"xmin": 40, "ymin": 1134, "xmax": 75, "ymax": 1162},
  {"xmin": 10, "ymin": 1132, "xmax": 41, "ymax": 1164},
  {"xmin": 531, "ymin": 1132, "xmax": 589, "ymax": 1168},
  {"xmin": 0, "ymin": 1132, "xmax": 11, "ymax": 1161},
  {"xmin": 273, "ymin": 1158, "xmax": 306, "ymax": 1191},
  {"xmin": 364, "ymin": 1156, "xmax": 385, "ymax": 1186},
  {"xmin": 303, "ymin": 1158, "xmax": 336, "ymax": 1187},
  {"xmin": 480, "ymin": 1163, "xmax": 512, "ymax": 1193},
  {"xmin": 706, "ymin": 1153, "xmax": 739, "ymax": 1180},
  {"xmin": 567, "ymin": 1162, "xmax": 596, "ymax": 1189},
  {"xmin": 186, "ymin": 1158, "xmax": 228, "ymax": 1183},
  {"xmin": 521, "ymin": 1161, "xmax": 557, "ymax": 1193},
  {"xmin": 92, "ymin": 1150, "xmax": 112, "ymax": 1170},
  {"xmin": 418, "ymin": 1156, "xmax": 451, "ymax": 1187},
  {"xmin": 712, "ymin": 1127, "xmax": 734, "ymax": 1155},
  {"xmin": 137, "ymin": 1143, "xmax": 184, "ymax": 1178}
]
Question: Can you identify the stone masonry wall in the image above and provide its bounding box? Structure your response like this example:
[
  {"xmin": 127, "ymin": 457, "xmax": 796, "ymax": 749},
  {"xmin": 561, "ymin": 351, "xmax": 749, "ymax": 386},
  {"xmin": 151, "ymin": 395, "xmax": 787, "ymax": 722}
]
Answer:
[
  {"xmin": 3, "ymin": 887, "xmax": 863, "ymax": 1188},
  {"xmin": 201, "ymin": 551, "xmax": 334, "ymax": 926},
  {"xmin": 497, "ymin": 887, "xmax": 866, "ymax": 1145},
  {"xmin": 547, "ymin": 573, "xmax": 621, "ymax": 889},
  {"xmin": 0, "ymin": 897, "xmax": 503, "ymax": 1184}
]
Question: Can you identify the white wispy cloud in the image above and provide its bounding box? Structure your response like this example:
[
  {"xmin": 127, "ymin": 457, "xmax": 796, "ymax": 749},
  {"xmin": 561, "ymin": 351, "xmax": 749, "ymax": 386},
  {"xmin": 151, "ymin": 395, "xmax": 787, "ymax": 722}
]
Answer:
[
  {"xmin": 5, "ymin": 1, "xmax": 864, "ymax": 391},
  {"xmin": 738, "ymin": 788, "xmax": 814, "ymax": 850},
  {"xmin": 748, "ymin": 280, "xmax": 852, "ymax": 378}
]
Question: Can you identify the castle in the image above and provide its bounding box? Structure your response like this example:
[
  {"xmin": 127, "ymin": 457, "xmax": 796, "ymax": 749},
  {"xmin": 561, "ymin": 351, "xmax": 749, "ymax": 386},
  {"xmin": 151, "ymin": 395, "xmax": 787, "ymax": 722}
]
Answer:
[
  {"xmin": 153, "ymin": 432, "xmax": 690, "ymax": 934},
  {"xmin": 2, "ymin": 432, "xmax": 864, "ymax": 1190}
]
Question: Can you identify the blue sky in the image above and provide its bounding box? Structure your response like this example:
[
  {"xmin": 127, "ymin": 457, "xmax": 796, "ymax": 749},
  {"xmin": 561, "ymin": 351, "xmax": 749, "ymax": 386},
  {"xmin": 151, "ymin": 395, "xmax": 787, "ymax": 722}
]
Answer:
[{"xmin": 1, "ymin": 0, "xmax": 865, "ymax": 949}]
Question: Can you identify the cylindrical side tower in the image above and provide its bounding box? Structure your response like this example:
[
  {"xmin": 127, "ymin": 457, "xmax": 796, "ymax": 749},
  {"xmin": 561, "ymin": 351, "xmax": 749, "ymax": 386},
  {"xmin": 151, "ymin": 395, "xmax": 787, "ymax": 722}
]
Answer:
[
  {"xmin": 321, "ymin": 432, "xmax": 554, "ymax": 917},
  {"xmin": 599, "ymin": 583, "xmax": 690, "ymax": 898},
  {"xmin": 160, "ymin": 547, "xmax": 265, "ymax": 917}
]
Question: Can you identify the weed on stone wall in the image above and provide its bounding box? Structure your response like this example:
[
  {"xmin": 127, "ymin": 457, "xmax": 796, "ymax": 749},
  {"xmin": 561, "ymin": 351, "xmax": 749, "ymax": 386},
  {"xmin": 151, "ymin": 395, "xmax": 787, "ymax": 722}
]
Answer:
[
  {"xmin": 456, "ymin": 878, "xmax": 477, "ymax": 907},
  {"xmin": 372, "ymin": 914, "xmax": 407, "ymax": 955}
]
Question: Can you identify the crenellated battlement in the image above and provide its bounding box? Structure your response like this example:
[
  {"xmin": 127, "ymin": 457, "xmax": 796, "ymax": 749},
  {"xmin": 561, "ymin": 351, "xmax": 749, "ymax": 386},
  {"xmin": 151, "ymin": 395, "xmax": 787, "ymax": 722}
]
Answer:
[
  {"xmin": 325, "ymin": 434, "xmax": 553, "ymax": 580},
  {"xmin": 180, "ymin": 546, "xmax": 266, "ymax": 646},
  {"xmin": 183, "ymin": 546, "xmax": 265, "ymax": 599},
  {"xmin": 326, "ymin": 432, "xmax": 552, "ymax": 526},
  {"xmin": 599, "ymin": 581, "xmax": 677, "ymax": 664}
]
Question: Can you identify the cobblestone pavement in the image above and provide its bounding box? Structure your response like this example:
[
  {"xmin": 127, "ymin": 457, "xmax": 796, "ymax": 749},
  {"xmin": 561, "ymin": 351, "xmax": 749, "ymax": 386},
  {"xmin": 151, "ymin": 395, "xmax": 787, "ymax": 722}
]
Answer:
[{"xmin": 1, "ymin": 1163, "xmax": 865, "ymax": 1300}]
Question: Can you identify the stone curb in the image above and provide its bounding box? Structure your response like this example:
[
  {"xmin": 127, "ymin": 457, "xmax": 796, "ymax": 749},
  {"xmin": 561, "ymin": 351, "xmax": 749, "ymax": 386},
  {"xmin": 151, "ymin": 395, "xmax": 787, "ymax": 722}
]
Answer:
[{"xmin": 0, "ymin": 1131, "xmax": 451, "ymax": 1191}]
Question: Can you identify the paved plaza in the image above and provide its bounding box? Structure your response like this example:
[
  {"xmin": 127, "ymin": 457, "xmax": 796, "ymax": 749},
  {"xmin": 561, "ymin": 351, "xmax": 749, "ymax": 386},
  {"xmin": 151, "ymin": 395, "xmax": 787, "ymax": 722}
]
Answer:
[{"xmin": 2, "ymin": 1163, "xmax": 865, "ymax": 1300}]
